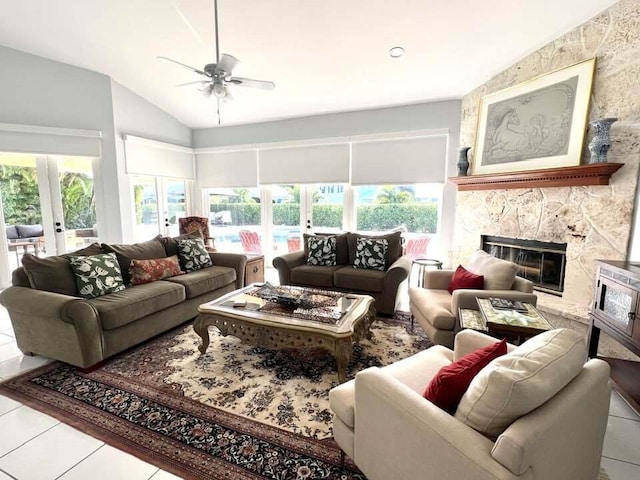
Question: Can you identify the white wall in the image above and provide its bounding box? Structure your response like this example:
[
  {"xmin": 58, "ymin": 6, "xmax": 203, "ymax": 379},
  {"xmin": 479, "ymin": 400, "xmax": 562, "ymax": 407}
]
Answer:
[
  {"xmin": 110, "ymin": 80, "xmax": 192, "ymax": 241},
  {"xmin": 0, "ymin": 45, "xmax": 121, "ymax": 242},
  {"xmin": 193, "ymin": 100, "xmax": 462, "ymax": 262}
]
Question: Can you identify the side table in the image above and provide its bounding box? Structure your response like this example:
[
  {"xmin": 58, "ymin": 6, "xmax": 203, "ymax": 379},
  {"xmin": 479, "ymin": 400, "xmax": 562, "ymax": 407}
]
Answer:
[
  {"xmin": 244, "ymin": 254, "xmax": 265, "ymax": 286},
  {"xmin": 412, "ymin": 258, "xmax": 443, "ymax": 288}
]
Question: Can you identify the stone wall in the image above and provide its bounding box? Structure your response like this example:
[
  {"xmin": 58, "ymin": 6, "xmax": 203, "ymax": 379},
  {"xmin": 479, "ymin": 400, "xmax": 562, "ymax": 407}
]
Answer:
[{"xmin": 454, "ymin": 0, "xmax": 640, "ymax": 314}]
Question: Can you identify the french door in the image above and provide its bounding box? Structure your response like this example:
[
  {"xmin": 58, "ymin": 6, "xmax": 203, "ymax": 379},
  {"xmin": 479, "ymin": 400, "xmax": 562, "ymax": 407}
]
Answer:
[
  {"xmin": 131, "ymin": 176, "xmax": 188, "ymax": 242},
  {"xmin": 0, "ymin": 152, "xmax": 98, "ymax": 287}
]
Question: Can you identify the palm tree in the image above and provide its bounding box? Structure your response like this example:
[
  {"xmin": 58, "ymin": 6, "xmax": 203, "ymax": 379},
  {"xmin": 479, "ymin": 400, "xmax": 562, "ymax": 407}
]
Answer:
[
  {"xmin": 376, "ymin": 186, "xmax": 414, "ymax": 204},
  {"xmin": 232, "ymin": 188, "xmax": 256, "ymax": 204}
]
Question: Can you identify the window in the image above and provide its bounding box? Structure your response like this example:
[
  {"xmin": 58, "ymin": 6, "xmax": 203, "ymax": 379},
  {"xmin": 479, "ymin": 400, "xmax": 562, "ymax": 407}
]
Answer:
[{"xmin": 208, "ymin": 187, "xmax": 261, "ymax": 254}]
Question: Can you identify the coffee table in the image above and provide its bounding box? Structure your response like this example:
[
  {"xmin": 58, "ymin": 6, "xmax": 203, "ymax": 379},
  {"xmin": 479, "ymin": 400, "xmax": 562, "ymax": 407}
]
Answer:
[
  {"xmin": 194, "ymin": 284, "xmax": 376, "ymax": 383},
  {"xmin": 460, "ymin": 298, "xmax": 552, "ymax": 344}
]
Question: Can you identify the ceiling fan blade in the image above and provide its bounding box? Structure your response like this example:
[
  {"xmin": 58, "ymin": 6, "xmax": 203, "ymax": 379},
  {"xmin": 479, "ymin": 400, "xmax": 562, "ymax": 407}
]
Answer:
[
  {"xmin": 157, "ymin": 56, "xmax": 209, "ymax": 76},
  {"xmin": 222, "ymin": 86, "xmax": 234, "ymax": 103},
  {"xmin": 200, "ymin": 83, "xmax": 214, "ymax": 97},
  {"xmin": 175, "ymin": 80, "xmax": 211, "ymax": 87},
  {"xmin": 228, "ymin": 77, "xmax": 275, "ymax": 90},
  {"xmin": 217, "ymin": 54, "xmax": 239, "ymax": 74}
]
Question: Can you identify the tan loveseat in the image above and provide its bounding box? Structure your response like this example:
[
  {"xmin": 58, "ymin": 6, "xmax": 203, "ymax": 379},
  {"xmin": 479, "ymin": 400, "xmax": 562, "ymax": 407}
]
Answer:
[
  {"xmin": 0, "ymin": 235, "xmax": 247, "ymax": 368},
  {"xmin": 273, "ymin": 232, "xmax": 411, "ymax": 315},
  {"xmin": 330, "ymin": 329, "xmax": 611, "ymax": 480}
]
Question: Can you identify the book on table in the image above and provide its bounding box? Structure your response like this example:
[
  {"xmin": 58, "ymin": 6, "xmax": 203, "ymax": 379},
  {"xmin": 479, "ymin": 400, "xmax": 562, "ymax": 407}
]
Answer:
[{"xmin": 488, "ymin": 297, "xmax": 528, "ymax": 313}]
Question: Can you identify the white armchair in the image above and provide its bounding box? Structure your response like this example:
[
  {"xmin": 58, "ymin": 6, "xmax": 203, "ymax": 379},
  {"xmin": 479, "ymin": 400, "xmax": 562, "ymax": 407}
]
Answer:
[
  {"xmin": 409, "ymin": 250, "xmax": 537, "ymax": 348},
  {"xmin": 329, "ymin": 329, "xmax": 611, "ymax": 480}
]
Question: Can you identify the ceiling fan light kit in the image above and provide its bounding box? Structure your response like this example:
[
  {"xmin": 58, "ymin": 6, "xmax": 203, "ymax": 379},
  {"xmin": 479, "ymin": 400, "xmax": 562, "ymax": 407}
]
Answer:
[
  {"xmin": 389, "ymin": 46, "xmax": 405, "ymax": 58},
  {"xmin": 158, "ymin": 0, "xmax": 275, "ymax": 123}
]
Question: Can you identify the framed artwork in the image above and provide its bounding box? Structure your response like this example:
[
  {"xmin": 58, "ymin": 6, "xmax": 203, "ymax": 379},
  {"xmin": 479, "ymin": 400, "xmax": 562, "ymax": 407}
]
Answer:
[{"xmin": 472, "ymin": 58, "xmax": 596, "ymax": 175}]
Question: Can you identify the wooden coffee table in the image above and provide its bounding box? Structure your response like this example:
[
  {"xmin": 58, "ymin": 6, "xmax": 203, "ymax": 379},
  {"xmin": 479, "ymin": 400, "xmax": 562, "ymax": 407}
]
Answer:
[{"xmin": 194, "ymin": 284, "xmax": 376, "ymax": 383}]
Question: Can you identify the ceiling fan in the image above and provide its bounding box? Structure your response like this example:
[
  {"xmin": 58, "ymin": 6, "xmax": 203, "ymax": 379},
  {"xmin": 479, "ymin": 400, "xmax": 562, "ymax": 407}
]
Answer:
[{"xmin": 158, "ymin": 0, "xmax": 275, "ymax": 122}]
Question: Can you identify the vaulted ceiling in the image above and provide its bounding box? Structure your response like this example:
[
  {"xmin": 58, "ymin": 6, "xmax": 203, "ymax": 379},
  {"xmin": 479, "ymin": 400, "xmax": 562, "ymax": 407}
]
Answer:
[{"xmin": 0, "ymin": 0, "xmax": 618, "ymax": 128}]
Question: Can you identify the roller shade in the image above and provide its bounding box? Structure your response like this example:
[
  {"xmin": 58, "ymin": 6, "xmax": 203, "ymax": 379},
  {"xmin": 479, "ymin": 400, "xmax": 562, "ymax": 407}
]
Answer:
[
  {"xmin": 124, "ymin": 135, "xmax": 194, "ymax": 179},
  {"xmin": 351, "ymin": 135, "xmax": 447, "ymax": 185},
  {"xmin": 196, "ymin": 150, "xmax": 258, "ymax": 188},
  {"xmin": 258, "ymin": 143, "xmax": 350, "ymax": 184},
  {"xmin": 0, "ymin": 123, "xmax": 101, "ymax": 157}
]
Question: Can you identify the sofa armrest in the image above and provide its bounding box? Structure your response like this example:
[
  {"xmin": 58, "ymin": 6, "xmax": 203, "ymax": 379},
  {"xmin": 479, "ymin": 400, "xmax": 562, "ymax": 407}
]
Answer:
[
  {"xmin": 0, "ymin": 286, "xmax": 104, "ymax": 367},
  {"xmin": 451, "ymin": 289, "xmax": 538, "ymax": 313},
  {"xmin": 513, "ymin": 276, "xmax": 534, "ymax": 293},
  {"xmin": 272, "ymin": 251, "xmax": 305, "ymax": 285},
  {"xmin": 454, "ymin": 329, "xmax": 517, "ymax": 361},
  {"xmin": 209, "ymin": 252, "xmax": 247, "ymax": 289},
  {"xmin": 354, "ymin": 368, "xmax": 518, "ymax": 480},
  {"xmin": 424, "ymin": 269, "xmax": 455, "ymax": 290}
]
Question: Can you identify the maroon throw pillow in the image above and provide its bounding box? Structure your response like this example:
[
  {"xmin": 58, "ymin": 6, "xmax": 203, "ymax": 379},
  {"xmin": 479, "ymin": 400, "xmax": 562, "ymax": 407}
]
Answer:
[
  {"xmin": 448, "ymin": 264, "xmax": 484, "ymax": 294},
  {"xmin": 423, "ymin": 338, "xmax": 508, "ymax": 414}
]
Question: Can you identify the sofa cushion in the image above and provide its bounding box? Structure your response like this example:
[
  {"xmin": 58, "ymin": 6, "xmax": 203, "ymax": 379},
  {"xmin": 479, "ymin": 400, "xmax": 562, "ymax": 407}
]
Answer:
[
  {"xmin": 21, "ymin": 243, "xmax": 105, "ymax": 296},
  {"xmin": 15, "ymin": 224, "xmax": 43, "ymax": 238},
  {"xmin": 448, "ymin": 265, "xmax": 484, "ymax": 294},
  {"xmin": 89, "ymin": 280, "xmax": 185, "ymax": 330},
  {"xmin": 424, "ymin": 338, "xmax": 507, "ymax": 414},
  {"xmin": 164, "ymin": 265, "xmax": 236, "ymax": 298},
  {"xmin": 103, "ymin": 235, "xmax": 166, "ymax": 285},
  {"xmin": 68, "ymin": 253, "xmax": 126, "ymax": 299},
  {"xmin": 408, "ymin": 287, "xmax": 456, "ymax": 330},
  {"xmin": 176, "ymin": 238, "xmax": 213, "ymax": 272},
  {"xmin": 162, "ymin": 231, "xmax": 203, "ymax": 257},
  {"xmin": 467, "ymin": 250, "xmax": 517, "ymax": 290},
  {"xmin": 291, "ymin": 265, "xmax": 342, "ymax": 288},
  {"xmin": 6, "ymin": 225, "xmax": 19, "ymax": 240},
  {"xmin": 130, "ymin": 255, "xmax": 184, "ymax": 286},
  {"xmin": 304, "ymin": 233, "xmax": 349, "ymax": 265},
  {"xmin": 455, "ymin": 328, "xmax": 587, "ymax": 439},
  {"xmin": 334, "ymin": 266, "xmax": 385, "ymax": 293},
  {"xmin": 306, "ymin": 235, "xmax": 337, "ymax": 266},
  {"xmin": 347, "ymin": 231, "xmax": 402, "ymax": 267},
  {"xmin": 353, "ymin": 237, "xmax": 388, "ymax": 271}
]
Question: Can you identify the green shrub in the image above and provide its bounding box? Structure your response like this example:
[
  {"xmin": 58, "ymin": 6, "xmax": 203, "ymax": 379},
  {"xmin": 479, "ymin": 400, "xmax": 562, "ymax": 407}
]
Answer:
[{"xmin": 357, "ymin": 203, "xmax": 438, "ymax": 233}]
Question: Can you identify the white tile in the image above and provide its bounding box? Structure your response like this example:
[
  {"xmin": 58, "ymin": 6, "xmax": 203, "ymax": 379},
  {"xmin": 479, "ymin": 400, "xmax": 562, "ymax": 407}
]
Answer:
[
  {"xmin": 59, "ymin": 444, "xmax": 158, "ymax": 480},
  {"xmin": 0, "ymin": 423, "xmax": 103, "ymax": 480},
  {"xmin": 0, "ymin": 394, "xmax": 21, "ymax": 416},
  {"xmin": 0, "ymin": 354, "xmax": 51, "ymax": 379},
  {"xmin": 601, "ymin": 457, "xmax": 640, "ymax": 479},
  {"xmin": 0, "ymin": 471, "xmax": 14, "ymax": 480},
  {"xmin": 0, "ymin": 315, "xmax": 12, "ymax": 331},
  {"xmin": 603, "ymin": 416, "xmax": 640, "ymax": 465},
  {"xmin": 0, "ymin": 342, "xmax": 22, "ymax": 363},
  {"xmin": 0, "ymin": 406, "xmax": 59, "ymax": 456},
  {"xmin": 0, "ymin": 334, "xmax": 14, "ymax": 347},
  {"xmin": 0, "ymin": 329, "xmax": 15, "ymax": 338},
  {"xmin": 150, "ymin": 471, "xmax": 183, "ymax": 480},
  {"xmin": 610, "ymin": 391, "xmax": 640, "ymax": 421}
]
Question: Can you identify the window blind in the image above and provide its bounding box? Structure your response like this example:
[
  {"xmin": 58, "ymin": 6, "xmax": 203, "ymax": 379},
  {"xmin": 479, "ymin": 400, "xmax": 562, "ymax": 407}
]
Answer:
[
  {"xmin": 124, "ymin": 135, "xmax": 194, "ymax": 179},
  {"xmin": 0, "ymin": 123, "xmax": 102, "ymax": 157},
  {"xmin": 195, "ymin": 149, "xmax": 258, "ymax": 188},
  {"xmin": 351, "ymin": 135, "xmax": 448, "ymax": 185},
  {"xmin": 258, "ymin": 143, "xmax": 350, "ymax": 184}
]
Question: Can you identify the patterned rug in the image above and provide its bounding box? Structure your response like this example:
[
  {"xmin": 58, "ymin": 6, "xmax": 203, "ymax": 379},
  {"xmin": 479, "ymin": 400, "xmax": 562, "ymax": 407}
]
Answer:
[{"xmin": 0, "ymin": 314, "xmax": 430, "ymax": 479}]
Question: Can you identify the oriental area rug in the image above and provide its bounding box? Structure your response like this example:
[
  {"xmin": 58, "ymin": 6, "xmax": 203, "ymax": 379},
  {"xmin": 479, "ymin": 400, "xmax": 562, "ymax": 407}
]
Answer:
[{"xmin": 0, "ymin": 314, "xmax": 431, "ymax": 480}]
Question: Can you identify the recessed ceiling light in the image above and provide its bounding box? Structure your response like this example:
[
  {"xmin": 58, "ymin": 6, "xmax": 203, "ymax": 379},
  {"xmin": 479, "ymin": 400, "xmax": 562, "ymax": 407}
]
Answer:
[{"xmin": 389, "ymin": 46, "xmax": 405, "ymax": 58}]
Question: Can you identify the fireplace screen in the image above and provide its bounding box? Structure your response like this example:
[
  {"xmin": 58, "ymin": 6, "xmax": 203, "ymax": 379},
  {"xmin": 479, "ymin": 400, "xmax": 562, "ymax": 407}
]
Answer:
[{"xmin": 481, "ymin": 235, "xmax": 567, "ymax": 295}]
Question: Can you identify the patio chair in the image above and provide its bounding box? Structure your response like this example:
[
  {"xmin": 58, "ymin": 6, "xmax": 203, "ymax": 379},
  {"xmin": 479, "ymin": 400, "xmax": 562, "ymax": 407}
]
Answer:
[
  {"xmin": 287, "ymin": 237, "xmax": 301, "ymax": 252},
  {"xmin": 240, "ymin": 230, "xmax": 262, "ymax": 254},
  {"xmin": 405, "ymin": 235, "xmax": 430, "ymax": 259}
]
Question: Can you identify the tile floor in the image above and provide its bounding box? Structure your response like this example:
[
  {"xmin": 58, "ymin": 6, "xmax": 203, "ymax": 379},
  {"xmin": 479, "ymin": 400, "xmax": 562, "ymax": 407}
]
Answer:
[{"xmin": 1, "ymin": 285, "xmax": 640, "ymax": 479}]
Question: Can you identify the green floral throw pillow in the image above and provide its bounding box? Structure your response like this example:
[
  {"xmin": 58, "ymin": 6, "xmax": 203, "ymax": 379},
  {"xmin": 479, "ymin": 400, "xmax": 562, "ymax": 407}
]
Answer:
[
  {"xmin": 353, "ymin": 237, "xmax": 388, "ymax": 271},
  {"xmin": 176, "ymin": 237, "xmax": 213, "ymax": 272},
  {"xmin": 306, "ymin": 235, "xmax": 337, "ymax": 266},
  {"xmin": 68, "ymin": 252, "xmax": 126, "ymax": 299}
]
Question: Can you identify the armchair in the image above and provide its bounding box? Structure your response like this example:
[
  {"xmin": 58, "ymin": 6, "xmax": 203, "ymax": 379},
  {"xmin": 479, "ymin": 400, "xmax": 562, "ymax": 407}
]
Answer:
[
  {"xmin": 329, "ymin": 329, "xmax": 611, "ymax": 480},
  {"xmin": 178, "ymin": 216, "xmax": 216, "ymax": 250},
  {"xmin": 409, "ymin": 250, "xmax": 536, "ymax": 348}
]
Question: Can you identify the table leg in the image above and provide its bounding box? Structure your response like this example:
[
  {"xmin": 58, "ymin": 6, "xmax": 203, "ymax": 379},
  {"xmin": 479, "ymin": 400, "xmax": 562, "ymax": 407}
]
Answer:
[
  {"xmin": 336, "ymin": 339, "xmax": 352, "ymax": 383},
  {"xmin": 193, "ymin": 315, "xmax": 211, "ymax": 354}
]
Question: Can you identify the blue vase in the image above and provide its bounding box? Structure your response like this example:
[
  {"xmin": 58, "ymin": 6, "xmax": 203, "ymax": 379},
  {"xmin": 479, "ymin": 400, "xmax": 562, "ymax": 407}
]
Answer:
[
  {"xmin": 457, "ymin": 147, "xmax": 471, "ymax": 176},
  {"xmin": 588, "ymin": 118, "xmax": 617, "ymax": 164}
]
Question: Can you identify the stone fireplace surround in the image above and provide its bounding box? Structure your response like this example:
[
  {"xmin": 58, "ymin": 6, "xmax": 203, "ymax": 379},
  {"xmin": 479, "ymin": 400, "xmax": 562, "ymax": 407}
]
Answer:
[{"xmin": 452, "ymin": 0, "xmax": 640, "ymax": 360}]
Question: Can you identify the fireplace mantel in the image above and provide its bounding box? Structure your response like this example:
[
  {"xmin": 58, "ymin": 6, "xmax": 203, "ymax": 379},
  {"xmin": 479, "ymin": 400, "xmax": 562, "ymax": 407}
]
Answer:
[{"xmin": 449, "ymin": 163, "xmax": 623, "ymax": 191}]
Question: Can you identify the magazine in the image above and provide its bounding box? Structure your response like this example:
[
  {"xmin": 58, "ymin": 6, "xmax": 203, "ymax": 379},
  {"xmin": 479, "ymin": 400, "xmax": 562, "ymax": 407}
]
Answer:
[{"xmin": 489, "ymin": 297, "xmax": 528, "ymax": 313}]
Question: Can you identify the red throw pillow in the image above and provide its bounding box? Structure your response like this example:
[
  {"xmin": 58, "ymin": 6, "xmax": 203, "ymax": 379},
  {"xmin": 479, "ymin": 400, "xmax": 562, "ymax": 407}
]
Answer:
[
  {"xmin": 129, "ymin": 255, "xmax": 184, "ymax": 286},
  {"xmin": 424, "ymin": 338, "xmax": 508, "ymax": 414},
  {"xmin": 448, "ymin": 265, "xmax": 484, "ymax": 294}
]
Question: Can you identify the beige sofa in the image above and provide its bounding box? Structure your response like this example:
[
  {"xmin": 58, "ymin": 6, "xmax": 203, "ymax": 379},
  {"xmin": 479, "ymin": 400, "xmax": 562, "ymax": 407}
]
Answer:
[
  {"xmin": 0, "ymin": 235, "xmax": 247, "ymax": 368},
  {"xmin": 330, "ymin": 329, "xmax": 611, "ymax": 480},
  {"xmin": 409, "ymin": 250, "xmax": 537, "ymax": 348},
  {"xmin": 273, "ymin": 232, "xmax": 411, "ymax": 315}
]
